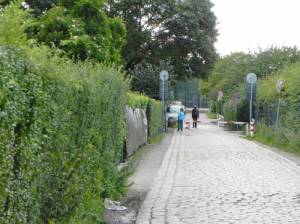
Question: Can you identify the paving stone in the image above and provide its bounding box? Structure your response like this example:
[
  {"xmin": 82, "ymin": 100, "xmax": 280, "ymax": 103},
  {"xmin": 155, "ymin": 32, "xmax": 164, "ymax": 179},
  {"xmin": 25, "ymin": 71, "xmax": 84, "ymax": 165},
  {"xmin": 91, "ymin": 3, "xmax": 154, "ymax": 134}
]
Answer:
[{"xmin": 136, "ymin": 114, "xmax": 300, "ymax": 224}]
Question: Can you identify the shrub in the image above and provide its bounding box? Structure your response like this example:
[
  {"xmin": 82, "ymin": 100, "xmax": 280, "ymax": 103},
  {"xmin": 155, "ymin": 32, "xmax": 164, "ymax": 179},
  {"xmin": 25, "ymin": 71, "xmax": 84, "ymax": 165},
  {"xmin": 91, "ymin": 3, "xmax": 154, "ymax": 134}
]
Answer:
[
  {"xmin": 255, "ymin": 62, "xmax": 300, "ymax": 154},
  {"xmin": 209, "ymin": 101, "xmax": 217, "ymax": 113},
  {"xmin": 215, "ymin": 100, "xmax": 223, "ymax": 115},
  {"xmin": 0, "ymin": 46, "xmax": 129, "ymax": 223},
  {"xmin": 147, "ymin": 99, "xmax": 163, "ymax": 143},
  {"xmin": 127, "ymin": 92, "xmax": 149, "ymax": 111},
  {"xmin": 128, "ymin": 92, "xmax": 163, "ymax": 143},
  {"xmin": 224, "ymin": 101, "xmax": 237, "ymax": 121}
]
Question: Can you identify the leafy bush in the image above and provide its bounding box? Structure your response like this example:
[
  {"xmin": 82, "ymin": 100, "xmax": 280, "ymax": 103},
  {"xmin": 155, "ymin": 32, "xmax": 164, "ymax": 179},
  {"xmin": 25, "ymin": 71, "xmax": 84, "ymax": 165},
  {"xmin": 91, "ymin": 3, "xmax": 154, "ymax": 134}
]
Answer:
[
  {"xmin": 129, "ymin": 61, "xmax": 174, "ymax": 98},
  {"xmin": 202, "ymin": 46, "xmax": 300, "ymax": 153},
  {"xmin": 224, "ymin": 101, "xmax": 237, "ymax": 121},
  {"xmin": 128, "ymin": 93, "xmax": 163, "ymax": 143},
  {"xmin": 209, "ymin": 101, "xmax": 217, "ymax": 113},
  {"xmin": 0, "ymin": 2, "xmax": 162, "ymax": 223},
  {"xmin": 207, "ymin": 112, "xmax": 217, "ymax": 119},
  {"xmin": 205, "ymin": 53, "xmax": 255, "ymax": 99},
  {"xmin": 25, "ymin": 0, "xmax": 126, "ymax": 63},
  {"xmin": 204, "ymin": 47, "xmax": 300, "ymax": 101},
  {"xmin": 204, "ymin": 47, "xmax": 300, "ymax": 121},
  {"xmin": 255, "ymin": 63, "xmax": 300, "ymax": 154},
  {"xmin": 147, "ymin": 99, "xmax": 163, "ymax": 143},
  {"xmin": 0, "ymin": 0, "xmax": 29, "ymax": 47},
  {"xmin": 215, "ymin": 100, "xmax": 223, "ymax": 115},
  {"xmin": 257, "ymin": 62, "xmax": 300, "ymax": 102},
  {"xmin": 127, "ymin": 92, "xmax": 149, "ymax": 111},
  {"xmin": 0, "ymin": 46, "xmax": 129, "ymax": 223}
]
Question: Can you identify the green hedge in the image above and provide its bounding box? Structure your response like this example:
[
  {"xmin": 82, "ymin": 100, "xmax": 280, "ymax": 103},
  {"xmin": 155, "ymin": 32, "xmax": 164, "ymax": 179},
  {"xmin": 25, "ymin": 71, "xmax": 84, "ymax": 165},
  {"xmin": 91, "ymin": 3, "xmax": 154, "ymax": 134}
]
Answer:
[
  {"xmin": 127, "ymin": 92, "xmax": 149, "ymax": 111},
  {"xmin": 128, "ymin": 93, "xmax": 163, "ymax": 143},
  {"xmin": 147, "ymin": 99, "xmax": 163, "ymax": 143},
  {"xmin": 0, "ymin": 46, "xmax": 129, "ymax": 223},
  {"xmin": 255, "ymin": 63, "xmax": 300, "ymax": 154}
]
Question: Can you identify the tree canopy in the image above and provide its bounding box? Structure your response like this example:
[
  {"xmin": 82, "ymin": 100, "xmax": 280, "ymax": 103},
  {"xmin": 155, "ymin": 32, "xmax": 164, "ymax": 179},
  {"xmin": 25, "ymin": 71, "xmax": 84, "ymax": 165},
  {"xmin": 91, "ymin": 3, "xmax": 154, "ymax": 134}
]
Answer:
[
  {"xmin": 204, "ymin": 46, "xmax": 300, "ymax": 100},
  {"xmin": 106, "ymin": 0, "xmax": 218, "ymax": 81},
  {"xmin": 1, "ymin": 0, "xmax": 218, "ymax": 96},
  {"xmin": 1, "ymin": 0, "xmax": 126, "ymax": 63}
]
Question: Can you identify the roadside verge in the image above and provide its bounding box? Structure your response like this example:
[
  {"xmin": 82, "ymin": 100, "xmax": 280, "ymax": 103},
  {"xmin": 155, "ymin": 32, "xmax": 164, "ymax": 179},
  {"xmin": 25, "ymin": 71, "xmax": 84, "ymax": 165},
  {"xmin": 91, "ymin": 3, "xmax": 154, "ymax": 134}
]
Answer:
[{"xmin": 104, "ymin": 130, "xmax": 174, "ymax": 224}]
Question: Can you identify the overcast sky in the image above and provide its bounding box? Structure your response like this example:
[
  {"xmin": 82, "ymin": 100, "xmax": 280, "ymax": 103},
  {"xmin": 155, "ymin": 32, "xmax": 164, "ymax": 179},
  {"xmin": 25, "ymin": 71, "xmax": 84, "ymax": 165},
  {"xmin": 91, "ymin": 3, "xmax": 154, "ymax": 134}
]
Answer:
[{"xmin": 211, "ymin": 0, "xmax": 300, "ymax": 56}]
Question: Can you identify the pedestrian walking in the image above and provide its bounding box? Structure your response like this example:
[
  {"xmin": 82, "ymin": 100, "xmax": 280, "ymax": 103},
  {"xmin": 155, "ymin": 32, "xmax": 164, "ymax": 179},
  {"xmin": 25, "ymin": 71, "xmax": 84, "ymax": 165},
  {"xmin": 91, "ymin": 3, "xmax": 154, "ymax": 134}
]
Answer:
[
  {"xmin": 177, "ymin": 108, "xmax": 185, "ymax": 131},
  {"xmin": 192, "ymin": 106, "xmax": 199, "ymax": 128}
]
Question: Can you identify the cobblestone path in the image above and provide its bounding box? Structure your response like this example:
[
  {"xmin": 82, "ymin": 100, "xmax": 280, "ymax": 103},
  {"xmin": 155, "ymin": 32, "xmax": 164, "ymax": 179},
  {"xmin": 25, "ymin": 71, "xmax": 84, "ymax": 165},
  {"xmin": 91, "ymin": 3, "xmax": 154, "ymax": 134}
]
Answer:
[{"xmin": 136, "ymin": 121, "xmax": 300, "ymax": 223}]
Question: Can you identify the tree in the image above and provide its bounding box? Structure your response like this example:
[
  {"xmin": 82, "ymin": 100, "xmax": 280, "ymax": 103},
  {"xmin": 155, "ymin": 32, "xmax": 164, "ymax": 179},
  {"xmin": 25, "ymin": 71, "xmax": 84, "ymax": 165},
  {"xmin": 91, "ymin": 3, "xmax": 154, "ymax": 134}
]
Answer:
[
  {"xmin": 0, "ymin": 0, "xmax": 58, "ymax": 15},
  {"xmin": 205, "ymin": 52, "xmax": 255, "ymax": 100},
  {"xmin": 206, "ymin": 47, "xmax": 300, "ymax": 100},
  {"xmin": 28, "ymin": 0, "xmax": 126, "ymax": 63},
  {"xmin": 23, "ymin": 0, "xmax": 58, "ymax": 15},
  {"xmin": 158, "ymin": 0, "xmax": 218, "ymax": 79},
  {"xmin": 130, "ymin": 60, "xmax": 174, "ymax": 98},
  {"xmin": 204, "ymin": 47, "xmax": 300, "ymax": 122},
  {"xmin": 1, "ymin": 0, "xmax": 126, "ymax": 63},
  {"xmin": 252, "ymin": 46, "xmax": 300, "ymax": 78},
  {"xmin": 106, "ymin": 0, "xmax": 218, "ymax": 80},
  {"xmin": 0, "ymin": 0, "xmax": 29, "ymax": 47}
]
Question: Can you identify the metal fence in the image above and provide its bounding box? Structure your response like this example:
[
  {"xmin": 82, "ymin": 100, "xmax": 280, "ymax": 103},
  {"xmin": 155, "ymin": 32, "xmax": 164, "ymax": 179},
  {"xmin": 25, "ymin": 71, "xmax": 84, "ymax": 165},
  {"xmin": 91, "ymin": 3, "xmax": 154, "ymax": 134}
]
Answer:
[
  {"xmin": 255, "ymin": 100, "xmax": 300, "ymax": 149},
  {"xmin": 256, "ymin": 100, "xmax": 300, "ymax": 127},
  {"xmin": 171, "ymin": 79, "xmax": 208, "ymax": 108}
]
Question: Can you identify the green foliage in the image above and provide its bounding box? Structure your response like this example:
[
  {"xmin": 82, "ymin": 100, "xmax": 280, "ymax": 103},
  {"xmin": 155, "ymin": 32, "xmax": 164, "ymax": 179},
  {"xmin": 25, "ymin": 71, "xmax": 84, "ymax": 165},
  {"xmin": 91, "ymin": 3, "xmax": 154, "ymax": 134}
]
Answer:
[
  {"xmin": 224, "ymin": 101, "xmax": 236, "ymax": 121},
  {"xmin": 129, "ymin": 60, "xmax": 174, "ymax": 98},
  {"xmin": 0, "ymin": 1, "xmax": 163, "ymax": 223},
  {"xmin": 146, "ymin": 99, "xmax": 163, "ymax": 143},
  {"xmin": 128, "ymin": 93, "xmax": 163, "ymax": 143},
  {"xmin": 204, "ymin": 46, "xmax": 300, "ymax": 125},
  {"xmin": 253, "ymin": 46, "xmax": 300, "ymax": 78},
  {"xmin": 254, "ymin": 124, "xmax": 300, "ymax": 155},
  {"xmin": 106, "ymin": 0, "xmax": 217, "ymax": 81},
  {"xmin": 236, "ymin": 95, "xmax": 249, "ymax": 122},
  {"xmin": 207, "ymin": 112, "xmax": 217, "ymax": 119},
  {"xmin": 0, "ymin": 0, "xmax": 58, "ymax": 15},
  {"xmin": 0, "ymin": 46, "xmax": 129, "ymax": 223},
  {"xmin": 0, "ymin": 0, "xmax": 126, "ymax": 63},
  {"xmin": 205, "ymin": 47, "xmax": 300, "ymax": 101},
  {"xmin": 161, "ymin": 0, "xmax": 218, "ymax": 79},
  {"xmin": 20, "ymin": 0, "xmax": 127, "ymax": 63},
  {"xmin": 127, "ymin": 92, "xmax": 149, "ymax": 111},
  {"xmin": 255, "ymin": 62, "xmax": 300, "ymax": 154},
  {"xmin": 0, "ymin": 0, "xmax": 30, "ymax": 47},
  {"xmin": 257, "ymin": 62, "xmax": 300, "ymax": 102},
  {"xmin": 215, "ymin": 100, "xmax": 223, "ymax": 115},
  {"xmin": 206, "ymin": 53, "xmax": 255, "ymax": 100},
  {"xmin": 209, "ymin": 101, "xmax": 216, "ymax": 113}
]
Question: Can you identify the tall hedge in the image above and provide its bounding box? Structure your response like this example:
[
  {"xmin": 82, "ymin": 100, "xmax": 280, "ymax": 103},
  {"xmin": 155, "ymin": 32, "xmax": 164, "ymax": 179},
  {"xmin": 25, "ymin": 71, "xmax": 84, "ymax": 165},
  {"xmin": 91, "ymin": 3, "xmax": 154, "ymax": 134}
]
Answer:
[
  {"xmin": 127, "ymin": 92, "xmax": 149, "ymax": 111},
  {"xmin": 128, "ymin": 93, "xmax": 163, "ymax": 143},
  {"xmin": 0, "ymin": 46, "xmax": 129, "ymax": 223},
  {"xmin": 147, "ymin": 99, "xmax": 163, "ymax": 143}
]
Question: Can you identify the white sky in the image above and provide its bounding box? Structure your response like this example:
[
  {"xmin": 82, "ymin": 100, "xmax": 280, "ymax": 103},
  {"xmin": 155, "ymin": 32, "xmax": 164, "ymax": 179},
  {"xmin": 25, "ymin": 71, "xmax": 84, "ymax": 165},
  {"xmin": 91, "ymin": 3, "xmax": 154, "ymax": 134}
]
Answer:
[{"xmin": 211, "ymin": 0, "xmax": 300, "ymax": 56}]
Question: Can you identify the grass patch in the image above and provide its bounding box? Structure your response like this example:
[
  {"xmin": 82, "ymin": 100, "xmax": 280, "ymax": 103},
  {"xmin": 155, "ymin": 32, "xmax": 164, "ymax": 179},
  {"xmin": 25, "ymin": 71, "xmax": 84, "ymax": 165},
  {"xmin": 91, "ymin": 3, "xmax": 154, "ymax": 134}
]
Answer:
[
  {"xmin": 253, "ymin": 124, "xmax": 300, "ymax": 156},
  {"xmin": 207, "ymin": 112, "xmax": 217, "ymax": 119},
  {"xmin": 148, "ymin": 133, "xmax": 163, "ymax": 144}
]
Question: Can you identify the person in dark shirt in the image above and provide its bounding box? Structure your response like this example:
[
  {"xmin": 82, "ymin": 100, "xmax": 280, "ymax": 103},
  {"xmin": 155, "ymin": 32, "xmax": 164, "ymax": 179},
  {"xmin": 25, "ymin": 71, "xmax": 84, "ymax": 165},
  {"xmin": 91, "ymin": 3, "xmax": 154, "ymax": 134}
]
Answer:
[{"xmin": 192, "ymin": 106, "xmax": 199, "ymax": 128}]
